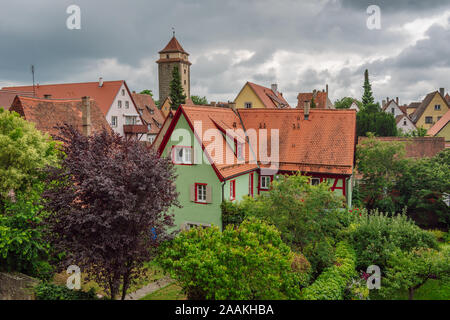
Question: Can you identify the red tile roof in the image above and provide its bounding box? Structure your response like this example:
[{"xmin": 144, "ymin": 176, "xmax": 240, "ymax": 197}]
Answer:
[
  {"xmin": 159, "ymin": 36, "xmax": 188, "ymax": 55},
  {"xmin": 428, "ymin": 109, "xmax": 450, "ymax": 137},
  {"xmin": 0, "ymin": 90, "xmax": 33, "ymax": 110},
  {"xmin": 132, "ymin": 93, "xmax": 166, "ymax": 135},
  {"xmin": 2, "ymin": 81, "xmax": 125, "ymax": 115},
  {"xmin": 358, "ymin": 136, "xmax": 445, "ymax": 158},
  {"xmin": 445, "ymin": 93, "xmax": 450, "ymax": 105},
  {"xmin": 181, "ymin": 105, "xmax": 258, "ymax": 180},
  {"xmin": 246, "ymin": 82, "xmax": 290, "ymax": 108},
  {"xmin": 238, "ymin": 109, "xmax": 356, "ymax": 175},
  {"xmin": 9, "ymin": 96, "xmax": 110, "ymax": 137},
  {"xmin": 297, "ymin": 91, "xmax": 329, "ymax": 109}
]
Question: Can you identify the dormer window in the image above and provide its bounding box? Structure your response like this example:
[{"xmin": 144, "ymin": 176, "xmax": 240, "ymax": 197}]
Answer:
[{"xmin": 236, "ymin": 142, "xmax": 244, "ymax": 161}]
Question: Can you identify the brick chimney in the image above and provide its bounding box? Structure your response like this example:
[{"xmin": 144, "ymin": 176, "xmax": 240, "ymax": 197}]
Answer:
[
  {"xmin": 304, "ymin": 100, "xmax": 310, "ymax": 120},
  {"xmin": 396, "ymin": 97, "xmax": 399, "ymax": 105},
  {"xmin": 271, "ymin": 83, "xmax": 278, "ymax": 94},
  {"xmin": 439, "ymin": 88, "xmax": 445, "ymax": 96},
  {"xmin": 81, "ymin": 96, "xmax": 91, "ymax": 136}
]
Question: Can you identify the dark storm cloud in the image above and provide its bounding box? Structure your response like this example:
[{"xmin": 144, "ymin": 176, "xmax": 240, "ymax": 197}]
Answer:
[{"xmin": 0, "ymin": 0, "xmax": 449, "ymax": 103}]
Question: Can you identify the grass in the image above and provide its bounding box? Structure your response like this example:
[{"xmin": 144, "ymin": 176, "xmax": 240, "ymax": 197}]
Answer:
[
  {"xmin": 140, "ymin": 283, "xmax": 186, "ymax": 300},
  {"xmin": 53, "ymin": 260, "xmax": 165, "ymax": 298}
]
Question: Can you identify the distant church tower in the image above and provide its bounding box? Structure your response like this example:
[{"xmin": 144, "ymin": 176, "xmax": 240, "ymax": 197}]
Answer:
[{"xmin": 156, "ymin": 35, "xmax": 191, "ymax": 103}]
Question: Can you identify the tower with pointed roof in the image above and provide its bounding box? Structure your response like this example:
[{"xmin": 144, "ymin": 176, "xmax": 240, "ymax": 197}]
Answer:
[{"xmin": 156, "ymin": 35, "xmax": 191, "ymax": 104}]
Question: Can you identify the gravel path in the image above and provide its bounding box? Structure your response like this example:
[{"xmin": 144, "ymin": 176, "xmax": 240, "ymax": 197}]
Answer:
[{"xmin": 124, "ymin": 276, "xmax": 174, "ymax": 300}]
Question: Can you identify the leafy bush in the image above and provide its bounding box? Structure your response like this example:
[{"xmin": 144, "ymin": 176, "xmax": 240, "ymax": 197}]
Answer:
[
  {"xmin": 221, "ymin": 200, "xmax": 247, "ymax": 228},
  {"xmin": 0, "ymin": 190, "xmax": 53, "ymax": 281},
  {"xmin": 301, "ymin": 241, "xmax": 357, "ymax": 300},
  {"xmin": 34, "ymin": 283, "xmax": 98, "ymax": 300},
  {"xmin": 429, "ymin": 229, "xmax": 446, "ymax": 242},
  {"xmin": 346, "ymin": 210, "xmax": 437, "ymax": 271},
  {"xmin": 158, "ymin": 218, "xmax": 309, "ymax": 300}
]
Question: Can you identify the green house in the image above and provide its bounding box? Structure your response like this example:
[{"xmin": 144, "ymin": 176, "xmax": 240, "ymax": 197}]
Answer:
[{"xmin": 155, "ymin": 105, "xmax": 356, "ymax": 231}]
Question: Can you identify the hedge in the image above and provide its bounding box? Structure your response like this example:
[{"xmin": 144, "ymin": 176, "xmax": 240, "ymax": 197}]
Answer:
[{"xmin": 301, "ymin": 241, "xmax": 357, "ymax": 300}]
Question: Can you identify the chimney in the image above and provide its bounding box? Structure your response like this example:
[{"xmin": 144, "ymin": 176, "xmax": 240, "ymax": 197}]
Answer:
[
  {"xmin": 326, "ymin": 84, "xmax": 329, "ymax": 94},
  {"xmin": 271, "ymin": 83, "xmax": 278, "ymax": 94},
  {"xmin": 439, "ymin": 88, "xmax": 445, "ymax": 96},
  {"xmin": 396, "ymin": 97, "xmax": 399, "ymax": 105},
  {"xmin": 304, "ymin": 100, "xmax": 310, "ymax": 120},
  {"xmin": 382, "ymin": 99, "xmax": 386, "ymax": 107},
  {"xmin": 386, "ymin": 97, "xmax": 389, "ymax": 103},
  {"xmin": 228, "ymin": 102, "xmax": 236, "ymax": 110},
  {"xmin": 44, "ymin": 94, "xmax": 52, "ymax": 99},
  {"xmin": 99, "ymin": 77, "xmax": 103, "ymax": 87},
  {"xmin": 210, "ymin": 101, "xmax": 216, "ymax": 106},
  {"xmin": 81, "ymin": 96, "xmax": 91, "ymax": 136}
]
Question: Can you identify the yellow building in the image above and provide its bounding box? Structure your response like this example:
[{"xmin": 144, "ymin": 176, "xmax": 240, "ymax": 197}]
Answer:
[
  {"xmin": 411, "ymin": 90, "xmax": 449, "ymax": 130},
  {"xmin": 428, "ymin": 110, "xmax": 450, "ymax": 148},
  {"xmin": 234, "ymin": 82, "xmax": 290, "ymax": 109}
]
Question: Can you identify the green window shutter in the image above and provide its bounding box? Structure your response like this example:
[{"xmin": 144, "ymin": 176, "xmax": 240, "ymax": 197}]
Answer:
[
  {"xmin": 190, "ymin": 184, "xmax": 195, "ymax": 202},
  {"xmin": 206, "ymin": 186, "xmax": 212, "ymax": 203}
]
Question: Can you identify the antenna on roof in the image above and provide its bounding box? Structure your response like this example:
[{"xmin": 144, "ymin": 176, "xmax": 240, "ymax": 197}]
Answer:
[
  {"xmin": 172, "ymin": 27, "xmax": 175, "ymax": 37},
  {"xmin": 31, "ymin": 65, "xmax": 35, "ymax": 97}
]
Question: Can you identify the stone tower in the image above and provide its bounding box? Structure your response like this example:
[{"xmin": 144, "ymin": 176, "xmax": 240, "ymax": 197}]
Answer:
[{"xmin": 156, "ymin": 36, "xmax": 191, "ymax": 103}]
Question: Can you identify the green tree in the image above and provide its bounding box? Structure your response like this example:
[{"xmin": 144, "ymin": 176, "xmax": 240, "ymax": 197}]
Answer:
[
  {"xmin": 356, "ymin": 134, "xmax": 407, "ymax": 211},
  {"xmin": 362, "ymin": 69, "xmax": 374, "ymax": 108},
  {"xmin": 356, "ymin": 103, "xmax": 398, "ymax": 137},
  {"xmin": 381, "ymin": 247, "xmax": 450, "ymax": 300},
  {"xmin": 158, "ymin": 218, "xmax": 309, "ymax": 300},
  {"xmin": 237, "ymin": 174, "xmax": 350, "ymax": 275},
  {"xmin": 169, "ymin": 66, "xmax": 186, "ymax": 109},
  {"xmin": 0, "ymin": 109, "xmax": 58, "ymax": 199},
  {"xmin": 139, "ymin": 89, "xmax": 153, "ymax": 97},
  {"xmin": 190, "ymin": 95, "xmax": 208, "ymax": 105},
  {"xmin": 334, "ymin": 97, "xmax": 362, "ymax": 110},
  {"xmin": 395, "ymin": 149, "xmax": 450, "ymax": 229},
  {"xmin": 346, "ymin": 210, "xmax": 437, "ymax": 271}
]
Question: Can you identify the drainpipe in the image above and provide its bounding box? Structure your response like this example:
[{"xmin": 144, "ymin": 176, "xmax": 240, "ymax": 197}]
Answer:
[{"xmin": 221, "ymin": 181, "xmax": 226, "ymax": 203}]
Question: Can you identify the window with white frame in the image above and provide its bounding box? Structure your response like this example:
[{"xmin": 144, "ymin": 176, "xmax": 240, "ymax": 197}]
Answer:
[
  {"xmin": 183, "ymin": 222, "xmax": 210, "ymax": 231},
  {"xmin": 260, "ymin": 176, "xmax": 271, "ymax": 189},
  {"xmin": 125, "ymin": 101, "xmax": 129, "ymax": 109},
  {"xmin": 173, "ymin": 146, "xmax": 192, "ymax": 164},
  {"xmin": 111, "ymin": 116, "xmax": 117, "ymax": 127},
  {"xmin": 118, "ymin": 100, "xmax": 122, "ymax": 108},
  {"xmin": 244, "ymin": 102, "xmax": 252, "ymax": 109},
  {"xmin": 311, "ymin": 178, "xmax": 320, "ymax": 186},
  {"xmin": 435, "ymin": 104, "xmax": 441, "ymax": 111},
  {"xmin": 125, "ymin": 116, "xmax": 137, "ymax": 125},
  {"xmin": 236, "ymin": 142, "xmax": 244, "ymax": 160},
  {"xmin": 196, "ymin": 184, "xmax": 207, "ymax": 203},
  {"xmin": 425, "ymin": 116, "xmax": 433, "ymax": 124}
]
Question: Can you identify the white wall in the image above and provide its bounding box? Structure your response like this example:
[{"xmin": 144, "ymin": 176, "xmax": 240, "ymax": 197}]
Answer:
[
  {"xmin": 384, "ymin": 100, "xmax": 404, "ymax": 118},
  {"xmin": 105, "ymin": 83, "xmax": 143, "ymax": 139},
  {"xmin": 397, "ymin": 115, "xmax": 416, "ymax": 133}
]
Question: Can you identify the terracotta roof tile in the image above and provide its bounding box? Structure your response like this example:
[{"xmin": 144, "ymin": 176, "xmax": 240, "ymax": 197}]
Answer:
[
  {"xmin": 0, "ymin": 90, "xmax": 33, "ymax": 110},
  {"xmin": 296, "ymin": 91, "xmax": 329, "ymax": 109},
  {"xmin": 428, "ymin": 109, "xmax": 450, "ymax": 136},
  {"xmin": 9, "ymin": 96, "xmax": 110, "ymax": 138},
  {"xmin": 238, "ymin": 109, "xmax": 356, "ymax": 175},
  {"xmin": 246, "ymin": 82, "xmax": 290, "ymax": 109},
  {"xmin": 131, "ymin": 93, "xmax": 166, "ymax": 134},
  {"xmin": 2, "ymin": 81, "xmax": 124, "ymax": 115},
  {"xmin": 159, "ymin": 36, "xmax": 188, "ymax": 54}
]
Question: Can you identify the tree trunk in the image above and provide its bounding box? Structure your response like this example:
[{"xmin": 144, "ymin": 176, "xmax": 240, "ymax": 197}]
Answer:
[{"xmin": 408, "ymin": 288, "xmax": 414, "ymax": 300}]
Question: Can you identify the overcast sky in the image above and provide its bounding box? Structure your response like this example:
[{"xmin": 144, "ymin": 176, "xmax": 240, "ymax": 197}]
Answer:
[{"xmin": 1, "ymin": 0, "xmax": 449, "ymax": 106}]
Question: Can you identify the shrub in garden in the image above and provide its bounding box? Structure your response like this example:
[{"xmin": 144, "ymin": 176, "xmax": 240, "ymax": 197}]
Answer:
[
  {"xmin": 43, "ymin": 125, "xmax": 179, "ymax": 300},
  {"xmin": 34, "ymin": 283, "xmax": 98, "ymax": 300},
  {"xmin": 301, "ymin": 241, "xmax": 357, "ymax": 300},
  {"xmin": 158, "ymin": 218, "xmax": 309, "ymax": 300},
  {"xmin": 346, "ymin": 210, "xmax": 437, "ymax": 271}
]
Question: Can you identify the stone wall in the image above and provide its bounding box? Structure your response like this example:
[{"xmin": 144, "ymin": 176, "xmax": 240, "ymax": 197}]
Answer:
[{"xmin": 0, "ymin": 272, "xmax": 39, "ymax": 300}]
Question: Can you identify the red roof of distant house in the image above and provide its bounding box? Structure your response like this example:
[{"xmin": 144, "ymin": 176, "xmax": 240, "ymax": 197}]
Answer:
[
  {"xmin": 445, "ymin": 93, "xmax": 450, "ymax": 105},
  {"xmin": 245, "ymin": 82, "xmax": 290, "ymax": 109},
  {"xmin": 358, "ymin": 136, "xmax": 445, "ymax": 158},
  {"xmin": 2, "ymin": 81, "xmax": 125, "ymax": 115},
  {"xmin": 238, "ymin": 109, "xmax": 356, "ymax": 175},
  {"xmin": 9, "ymin": 96, "xmax": 110, "ymax": 137},
  {"xmin": 428, "ymin": 109, "xmax": 450, "ymax": 137},
  {"xmin": 297, "ymin": 91, "xmax": 329, "ymax": 109},
  {"xmin": 159, "ymin": 36, "xmax": 188, "ymax": 55},
  {"xmin": 131, "ymin": 93, "xmax": 166, "ymax": 135}
]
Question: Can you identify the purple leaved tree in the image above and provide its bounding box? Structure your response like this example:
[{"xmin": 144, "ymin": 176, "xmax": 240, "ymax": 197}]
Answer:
[{"xmin": 43, "ymin": 125, "xmax": 179, "ymax": 300}]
